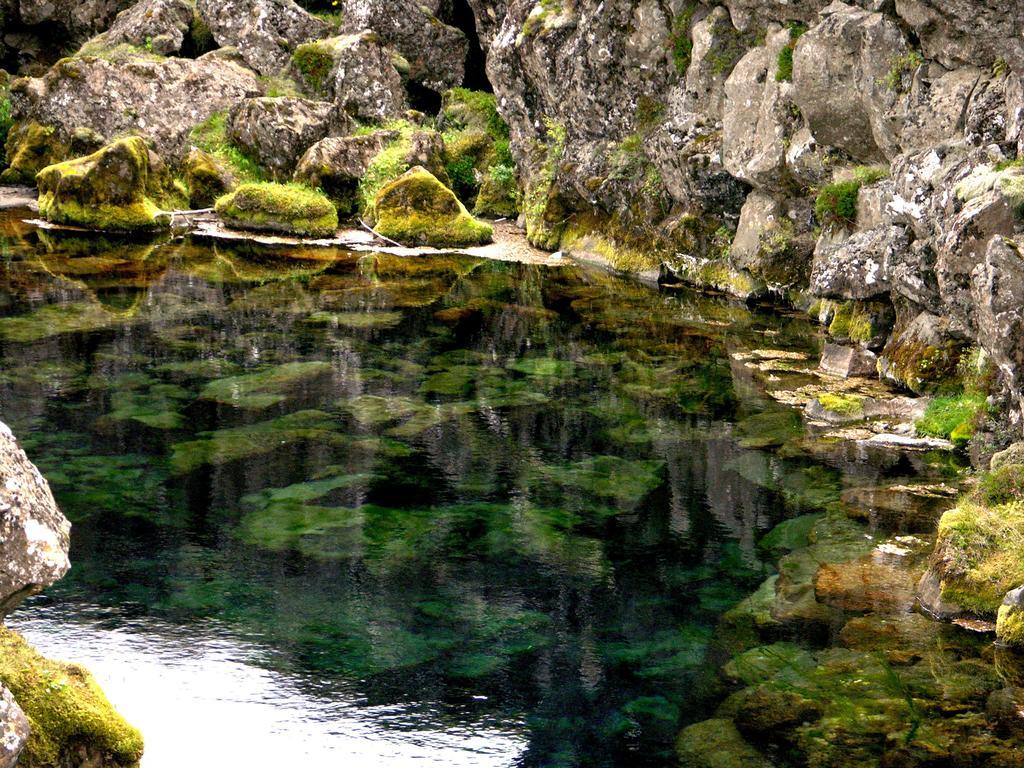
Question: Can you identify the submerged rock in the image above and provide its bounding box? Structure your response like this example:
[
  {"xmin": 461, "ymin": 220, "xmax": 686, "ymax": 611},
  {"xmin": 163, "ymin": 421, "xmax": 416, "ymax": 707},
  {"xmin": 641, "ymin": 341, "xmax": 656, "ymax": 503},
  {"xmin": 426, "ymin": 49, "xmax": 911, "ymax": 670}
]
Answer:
[
  {"xmin": 215, "ymin": 182, "xmax": 339, "ymax": 237},
  {"xmin": 0, "ymin": 686, "xmax": 29, "ymax": 768},
  {"xmin": 373, "ymin": 166, "xmax": 493, "ymax": 247},
  {"xmin": 675, "ymin": 718, "xmax": 775, "ymax": 768},
  {"xmin": 0, "ymin": 420, "xmax": 70, "ymax": 617},
  {"xmin": 37, "ymin": 137, "xmax": 171, "ymax": 232}
]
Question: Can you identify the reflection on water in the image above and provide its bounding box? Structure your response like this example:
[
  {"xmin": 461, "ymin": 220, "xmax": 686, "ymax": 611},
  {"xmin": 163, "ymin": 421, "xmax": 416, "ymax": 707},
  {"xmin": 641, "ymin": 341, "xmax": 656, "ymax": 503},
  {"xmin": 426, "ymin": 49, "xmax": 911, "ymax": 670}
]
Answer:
[
  {"xmin": 11, "ymin": 606, "xmax": 526, "ymax": 768},
  {"xmin": 0, "ymin": 214, "xmax": 968, "ymax": 766}
]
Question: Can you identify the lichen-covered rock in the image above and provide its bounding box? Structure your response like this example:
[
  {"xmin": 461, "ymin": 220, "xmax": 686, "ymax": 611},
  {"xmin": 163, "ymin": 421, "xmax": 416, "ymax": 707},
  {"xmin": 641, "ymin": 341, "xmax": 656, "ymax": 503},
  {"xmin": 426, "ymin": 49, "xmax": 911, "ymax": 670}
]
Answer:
[
  {"xmin": 293, "ymin": 130, "xmax": 398, "ymax": 216},
  {"xmin": 809, "ymin": 225, "xmax": 908, "ymax": 300},
  {"xmin": 290, "ymin": 32, "xmax": 407, "ymax": 122},
  {"xmin": 878, "ymin": 311, "xmax": 968, "ymax": 394},
  {"xmin": 90, "ymin": 0, "xmax": 195, "ymax": 55},
  {"xmin": 215, "ymin": 182, "xmax": 339, "ymax": 237},
  {"xmin": 997, "ymin": 586, "xmax": 1024, "ymax": 648},
  {"xmin": 0, "ymin": 121, "xmax": 68, "ymax": 185},
  {"xmin": 342, "ymin": 0, "xmax": 468, "ymax": 93},
  {"xmin": 0, "ymin": 627, "xmax": 143, "ymax": 768},
  {"xmin": 184, "ymin": 148, "xmax": 235, "ymax": 208},
  {"xmin": 196, "ymin": 0, "xmax": 331, "ymax": 75},
  {"xmin": 0, "ymin": 685, "xmax": 29, "ymax": 768},
  {"xmin": 972, "ymin": 237, "xmax": 1024, "ymax": 422},
  {"xmin": 228, "ymin": 97, "xmax": 349, "ymax": 181},
  {"xmin": 37, "ymin": 137, "xmax": 170, "ymax": 231},
  {"xmin": 0, "ymin": 420, "xmax": 70, "ymax": 617},
  {"xmin": 731, "ymin": 193, "xmax": 814, "ymax": 289},
  {"xmin": 894, "ymin": 0, "xmax": 1024, "ymax": 72},
  {"xmin": 374, "ymin": 166, "xmax": 493, "ymax": 247},
  {"xmin": 9, "ymin": 51, "xmax": 261, "ymax": 161}
]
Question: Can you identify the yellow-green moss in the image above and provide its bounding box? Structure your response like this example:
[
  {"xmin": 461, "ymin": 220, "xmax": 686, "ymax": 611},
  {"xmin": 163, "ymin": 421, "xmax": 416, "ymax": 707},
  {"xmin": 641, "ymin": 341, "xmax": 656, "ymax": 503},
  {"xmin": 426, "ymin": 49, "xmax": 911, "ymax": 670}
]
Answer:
[
  {"xmin": 188, "ymin": 112, "xmax": 265, "ymax": 184},
  {"xmin": 0, "ymin": 627, "xmax": 143, "ymax": 767},
  {"xmin": 1, "ymin": 121, "xmax": 68, "ymax": 184},
  {"xmin": 560, "ymin": 222, "xmax": 659, "ymax": 273},
  {"xmin": 523, "ymin": 117, "xmax": 567, "ymax": 250},
  {"xmin": 933, "ymin": 501, "xmax": 1024, "ymax": 616},
  {"xmin": 36, "ymin": 137, "xmax": 167, "ymax": 231},
  {"xmin": 996, "ymin": 603, "xmax": 1024, "ymax": 647},
  {"xmin": 439, "ymin": 89, "xmax": 510, "ymax": 140},
  {"xmin": 473, "ymin": 164, "xmax": 520, "ymax": 218},
  {"xmin": 185, "ymin": 149, "xmax": 234, "ymax": 208},
  {"xmin": 817, "ymin": 393, "xmax": 865, "ymax": 418},
  {"xmin": 291, "ymin": 40, "xmax": 336, "ymax": 95},
  {"xmin": 373, "ymin": 166, "xmax": 492, "ymax": 247},
  {"xmin": 215, "ymin": 182, "xmax": 339, "ymax": 237},
  {"xmin": 915, "ymin": 394, "xmax": 986, "ymax": 446}
]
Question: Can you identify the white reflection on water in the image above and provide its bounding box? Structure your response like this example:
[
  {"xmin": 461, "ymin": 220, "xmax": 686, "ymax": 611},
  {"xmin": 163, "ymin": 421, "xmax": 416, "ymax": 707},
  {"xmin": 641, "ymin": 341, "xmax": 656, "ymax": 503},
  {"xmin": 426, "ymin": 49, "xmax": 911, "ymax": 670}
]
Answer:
[{"xmin": 9, "ymin": 604, "xmax": 527, "ymax": 768}]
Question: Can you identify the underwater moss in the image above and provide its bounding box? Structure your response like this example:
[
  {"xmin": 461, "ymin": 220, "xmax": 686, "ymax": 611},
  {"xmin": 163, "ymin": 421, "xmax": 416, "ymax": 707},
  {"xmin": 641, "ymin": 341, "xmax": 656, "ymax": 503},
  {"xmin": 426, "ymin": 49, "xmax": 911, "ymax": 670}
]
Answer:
[
  {"xmin": 199, "ymin": 361, "xmax": 333, "ymax": 409},
  {"xmin": 216, "ymin": 183, "xmax": 339, "ymax": 237},
  {"xmin": 0, "ymin": 628, "xmax": 144, "ymax": 768}
]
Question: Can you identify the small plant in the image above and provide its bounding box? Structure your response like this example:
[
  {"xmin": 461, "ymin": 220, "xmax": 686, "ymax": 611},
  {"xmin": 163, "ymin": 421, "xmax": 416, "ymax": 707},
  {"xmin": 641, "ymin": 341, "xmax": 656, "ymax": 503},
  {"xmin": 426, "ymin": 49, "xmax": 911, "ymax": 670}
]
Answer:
[
  {"xmin": 775, "ymin": 22, "xmax": 807, "ymax": 82},
  {"xmin": 445, "ymin": 155, "xmax": 477, "ymax": 201},
  {"xmin": 915, "ymin": 394, "xmax": 987, "ymax": 446},
  {"xmin": 993, "ymin": 57, "xmax": 1010, "ymax": 78},
  {"xmin": 669, "ymin": 3, "xmax": 698, "ymax": 74},
  {"xmin": 979, "ymin": 464, "xmax": 1024, "ymax": 506},
  {"xmin": 881, "ymin": 50, "xmax": 924, "ymax": 92},
  {"xmin": 814, "ymin": 179, "xmax": 861, "ymax": 227},
  {"xmin": 291, "ymin": 42, "xmax": 335, "ymax": 94}
]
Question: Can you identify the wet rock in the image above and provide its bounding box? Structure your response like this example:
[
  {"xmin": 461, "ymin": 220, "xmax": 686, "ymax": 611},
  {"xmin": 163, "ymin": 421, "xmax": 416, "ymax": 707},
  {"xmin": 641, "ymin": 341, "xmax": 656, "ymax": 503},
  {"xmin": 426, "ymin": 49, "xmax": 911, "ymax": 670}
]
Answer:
[
  {"xmin": 986, "ymin": 686, "xmax": 1024, "ymax": 736},
  {"xmin": 184, "ymin": 148, "xmax": 235, "ymax": 209},
  {"xmin": 723, "ymin": 685, "xmax": 822, "ymax": 744},
  {"xmin": 676, "ymin": 718, "xmax": 775, "ymax": 768},
  {"xmin": 228, "ymin": 97, "xmax": 349, "ymax": 181},
  {"xmin": 37, "ymin": 137, "xmax": 171, "ymax": 232},
  {"xmin": 373, "ymin": 166, "xmax": 492, "ymax": 247},
  {"xmin": 815, "ymin": 558, "xmax": 916, "ymax": 612},
  {"xmin": 0, "ymin": 685, "xmax": 29, "ymax": 768},
  {"xmin": 809, "ymin": 225, "xmax": 907, "ymax": 300},
  {"xmin": 293, "ymin": 130, "xmax": 398, "ymax": 216},
  {"xmin": 997, "ymin": 586, "xmax": 1024, "ymax": 649},
  {"xmin": 730, "ymin": 193, "xmax": 814, "ymax": 289},
  {"xmin": 91, "ymin": 0, "xmax": 195, "ymax": 55},
  {"xmin": 0, "ymin": 421, "xmax": 70, "ymax": 617},
  {"xmin": 290, "ymin": 33, "xmax": 407, "ymax": 122},
  {"xmin": 215, "ymin": 182, "xmax": 338, "ymax": 237},
  {"xmin": 818, "ymin": 342, "xmax": 878, "ymax": 378},
  {"xmin": 196, "ymin": 0, "xmax": 331, "ymax": 75},
  {"xmin": 10, "ymin": 51, "xmax": 261, "ymax": 161},
  {"xmin": 842, "ymin": 483, "xmax": 955, "ymax": 532}
]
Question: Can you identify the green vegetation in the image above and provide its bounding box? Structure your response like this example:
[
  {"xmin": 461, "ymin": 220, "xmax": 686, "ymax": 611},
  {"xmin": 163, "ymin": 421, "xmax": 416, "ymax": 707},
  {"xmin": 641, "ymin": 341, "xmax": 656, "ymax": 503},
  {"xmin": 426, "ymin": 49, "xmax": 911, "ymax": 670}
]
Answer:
[
  {"xmin": 669, "ymin": 3, "xmax": 698, "ymax": 74},
  {"xmin": 1, "ymin": 121, "xmax": 68, "ymax": 184},
  {"xmin": 291, "ymin": 40, "xmax": 336, "ymax": 94},
  {"xmin": 816, "ymin": 393, "xmax": 864, "ymax": 418},
  {"xmin": 523, "ymin": 117, "xmax": 568, "ymax": 249},
  {"xmin": 215, "ymin": 183, "xmax": 339, "ymax": 237},
  {"xmin": 775, "ymin": 24, "xmax": 807, "ymax": 82},
  {"xmin": 440, "ymin": 88, "xmax": 510, "ymax": 140},
  {"xmin": 881, "ymin": 50, "xmax": 924, "ymax": 92},
  {"xmin": 0, "ymin": 628, "xmax": 143, "ymax": 768},
  {"xmin": 373, "ymin": 167, "xmax": 493, "ymax": 247},
  {"xmin": 814, "ymin": 179, "xmax": 860, "ymax": 228},
  {"xmin": 978, "ymin": 464, "xmax": 1024, "ymax": 506},
  {"xmin": 915, "ymin": 394, "xmax": 987, "ymax": 446},
  {"xmin": 189, "ymin": 112, "xmax": 265, "ymax": 183}
]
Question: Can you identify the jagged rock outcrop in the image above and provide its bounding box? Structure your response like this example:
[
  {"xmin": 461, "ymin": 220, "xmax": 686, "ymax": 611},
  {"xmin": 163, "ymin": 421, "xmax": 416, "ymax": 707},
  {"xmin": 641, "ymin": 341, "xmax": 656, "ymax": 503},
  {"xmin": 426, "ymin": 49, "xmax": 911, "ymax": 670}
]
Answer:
[
  {"xmin": 197, "ymin": 0, "xmax": 331, "ymax": 75},
  {"xmin": 16, "ymin": 0, "xmax": 132, "ymax": 41},
  {"xmin": 90, "ymin": 0, "xmax": 196, "ymax": 55},
  {"xmin": 0, "ymin": 421, "xmax": 71, "ymax": 617},
  {"xmin": 9, "ymin": 51, "xmax": 261, "ymax": 161}
]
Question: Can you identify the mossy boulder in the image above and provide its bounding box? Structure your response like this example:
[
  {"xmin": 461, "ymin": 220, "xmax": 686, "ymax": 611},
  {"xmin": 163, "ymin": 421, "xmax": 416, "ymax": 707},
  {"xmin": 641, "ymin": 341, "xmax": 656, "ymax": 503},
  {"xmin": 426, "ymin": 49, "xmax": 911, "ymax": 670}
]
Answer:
[
  {"xmin": 36, "ymin": 137, "xmax": 169, "ymax": 232},
  {"xmin": 997, "ymin": 586, "xmax": 1024, "ymax": 649},
  {"xmin": 676, "ymin": 718, "xmax": 775, "ymax": 768},
  {"xmin": 215, "ymin": 182, "xmax": 338, "ymax": 238},
  {"xmin": 373, "ymin": 166, "xmax": 493, "ymax": 247},
  {"xmin": 1, "ymin": 122, "xmax": 68, "ymax": 185},
  {"xmin": 473, "ymin": 165, "xmax": 520, "ymax": 218},
  {"xmin": 184, "ymin": 148, "xmax": 235, "ymax": 208},
  {"xmin": 0, "ymin": 627, "xmax": 143, "ymax": 767}
]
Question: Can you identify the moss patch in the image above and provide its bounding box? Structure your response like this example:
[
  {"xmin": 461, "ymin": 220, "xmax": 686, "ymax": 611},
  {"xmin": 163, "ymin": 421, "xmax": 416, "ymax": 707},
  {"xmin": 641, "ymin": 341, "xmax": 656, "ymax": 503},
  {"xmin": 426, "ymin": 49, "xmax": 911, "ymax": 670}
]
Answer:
[
  {"xmin": 915, "ymin": 394, "xmax": 986, "ymax": 446},
  {"xmin": 817, "ymin": 393, "xmax": 865, "ymax": 418},
  {"xmin": 373, "ymin": 166, "xmax": 492, "ymax": 247},
  {"xmin": 189, "ymin": 112, "xmax": 265, "ymax": 184},
  {"xmin": 0, "ymin": 627, "xmax": 143, "ymax": 768},
  {"xmin": 996, "ymin": 603, "xmax": 1024, "ymax": 647},
  {"xmin": 215, "ymin": 183, "xmax": 338, "ymax": 237},
  {"xmin": 291, "ymin": 40, "xmax": 336, "ymax": 96},
  {"xmin": 1, "ymin": 121, "xmax": 68, "ymax": 184}
]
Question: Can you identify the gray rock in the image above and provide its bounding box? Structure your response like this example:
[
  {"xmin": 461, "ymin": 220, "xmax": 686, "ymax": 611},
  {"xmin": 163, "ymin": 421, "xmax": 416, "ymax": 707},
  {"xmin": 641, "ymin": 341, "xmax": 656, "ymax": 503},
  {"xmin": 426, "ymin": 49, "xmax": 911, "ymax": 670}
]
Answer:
[
  {"xmin": 809, "ymin": 225, "xmax": 908, "ymax": 300},
  {"xmin": 731, "ymin": 192, "xmax": 814, "ymax": 288},
  {"xmin": 91, "ymin": 0, "xmax": 195, "ymax": 55},
  {"xmin": 972, "ymin": 237, "xmax": 1024, "ymax": 420},
  {"xmin": 684, "ymin": 6, "xmax": 748, "ymax": 121},
  {"xmin": 0, "ymin": 420, "xmax": 71, "ymax": 617},
  {"xmin": 878, "ymin": 310, "xmax": 968, "ymax": 393},
  {"xmin": 11, "ymin": 50, "xmax": 261, "ymax": 162},
  {"xmin": 855, "ymin": 180, "xmax": 895, "ymax": 231},
  {"xmin": 894, "ymin": 0, "xmax": 1024, "ymax": 72},
  {"xmin": 819, "ymin": 342, "xmax": 878, "ymax": 378},
  {"xmin": 229, "ymin": 97, "xmax": 349, "ymax": 181},
  {"xmin": 17, "ymin": 0, "xmax": 131, "ymax": 40},
  {"xmin": 991, "ymin": 441, "xmax": 1024, "ymax": 472},
  {"xmin": 197, "ymin": 0, "xmax": 331, "ymax": 75},
  {"xmin": 0, "ymin": 686, "xmax": 29, "ymax": 768},
  {"xmin": 294, "ymin": 130, "xmax": 398, "ymax": 215},
  {"xmin": 342, "ymin": 0, "xmax": 468, "ymax": 93}
]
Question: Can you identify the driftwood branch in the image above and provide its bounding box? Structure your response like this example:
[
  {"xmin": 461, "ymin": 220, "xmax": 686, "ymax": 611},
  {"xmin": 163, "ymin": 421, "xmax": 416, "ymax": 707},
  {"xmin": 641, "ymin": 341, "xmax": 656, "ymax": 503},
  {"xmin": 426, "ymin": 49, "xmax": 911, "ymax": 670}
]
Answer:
[{"xmin": 358, "ymin": 218, "xmax": 405, "ymax": 248}]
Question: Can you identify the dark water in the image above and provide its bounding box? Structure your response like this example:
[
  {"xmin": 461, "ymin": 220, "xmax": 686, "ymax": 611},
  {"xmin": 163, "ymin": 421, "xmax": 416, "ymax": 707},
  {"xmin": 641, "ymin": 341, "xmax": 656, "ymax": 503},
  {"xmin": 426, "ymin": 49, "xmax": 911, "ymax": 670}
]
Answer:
[{"xmin": 0, "ymin": 214, "xmax": 974, "ymax": 766}]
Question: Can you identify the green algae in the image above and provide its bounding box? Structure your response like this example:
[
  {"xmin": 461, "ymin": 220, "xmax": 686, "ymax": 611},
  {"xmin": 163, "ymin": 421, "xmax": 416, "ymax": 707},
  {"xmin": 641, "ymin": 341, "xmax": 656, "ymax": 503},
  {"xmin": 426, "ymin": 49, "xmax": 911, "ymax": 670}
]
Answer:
[
  {"xmin": 534, "ymin": 455, "xmax": 665, "ymax": 507},
  {"xmin": 306, "ymin": 310, "xmax": 403, "ymax": 329},
  {"xmin": 199, "ymin": 361, "xmax": 332, "ymax": 409},
  {"xmin": 0, "ymin": 301, "xmax": 119, "ymax": 342},
  {"xmin": 106, "ymin": 382, "xmax": 190, "ymax": 429}
]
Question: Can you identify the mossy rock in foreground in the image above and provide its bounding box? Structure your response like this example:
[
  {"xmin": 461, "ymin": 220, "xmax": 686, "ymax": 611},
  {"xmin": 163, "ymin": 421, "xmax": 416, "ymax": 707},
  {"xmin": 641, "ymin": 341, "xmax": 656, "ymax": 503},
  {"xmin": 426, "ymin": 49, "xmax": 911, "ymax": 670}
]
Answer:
[
  {"xmin": 37, "ymin": 137, "xmax": 167, "ymax": 232},
  {"xmin": 1, "ymin": 121, "xmax": 69, "ymax": 185},
  {"xmin": 374, "ymin": 166, "xmax": 492, "ymax": 247},
  {"xmin": 215, "ymin": 183, "xmax": 338, "ymax": 238},
  {"xmin": 0, "ymin": 627, "xmax": 143, "ymax": 767}
]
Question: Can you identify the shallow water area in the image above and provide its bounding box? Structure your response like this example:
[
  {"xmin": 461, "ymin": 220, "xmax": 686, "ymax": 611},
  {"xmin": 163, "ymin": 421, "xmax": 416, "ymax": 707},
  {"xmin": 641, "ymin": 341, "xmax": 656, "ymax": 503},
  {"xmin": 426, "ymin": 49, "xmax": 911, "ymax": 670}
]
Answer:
[{"xmin": 0, "ymin": 211, "xmax": 1013, "ymax": 768}]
